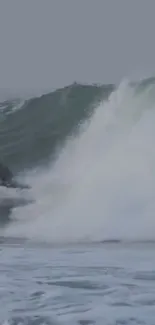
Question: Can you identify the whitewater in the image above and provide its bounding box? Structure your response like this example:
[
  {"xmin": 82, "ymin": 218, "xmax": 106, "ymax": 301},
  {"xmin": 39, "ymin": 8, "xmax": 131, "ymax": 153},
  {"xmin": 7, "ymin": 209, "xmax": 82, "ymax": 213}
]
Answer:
[
  {"xmin": 0, "ymin": 78, "xmax": 155, "ymax": 324},
  {"xmin": 2, "ymin": 79, "xmax": 155, "ymax": 243}
]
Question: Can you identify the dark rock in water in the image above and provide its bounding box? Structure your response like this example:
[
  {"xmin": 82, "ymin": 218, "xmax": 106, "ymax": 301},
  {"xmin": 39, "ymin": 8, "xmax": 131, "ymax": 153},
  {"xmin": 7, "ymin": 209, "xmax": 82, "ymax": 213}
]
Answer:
[
  {"xmin": 0, "ymin": 162, "xmax": 31, "ymax": 225},
  {"xmin": 0, "ymin": 162, "xmax": 30, "ymax": 189},
  {"xmin": 0, "ymin": 206, "xmax": 12, "ymax": 226},
  {"xmin": 0, "ymin": 162, "xmax": 13, "ymax": 187}
]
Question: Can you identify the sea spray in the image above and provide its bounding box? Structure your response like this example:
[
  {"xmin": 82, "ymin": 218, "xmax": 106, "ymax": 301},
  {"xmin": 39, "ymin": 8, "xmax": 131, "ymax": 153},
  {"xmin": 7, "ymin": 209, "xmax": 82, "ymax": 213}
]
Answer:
[{"xmin": 3, "ymin": 79, "xmax": 155, "ymax": 243}]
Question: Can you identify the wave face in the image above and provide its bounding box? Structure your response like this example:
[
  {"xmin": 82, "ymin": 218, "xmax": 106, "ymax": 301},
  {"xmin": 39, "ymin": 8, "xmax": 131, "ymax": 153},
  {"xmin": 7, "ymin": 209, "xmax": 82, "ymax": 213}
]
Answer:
[
  {"xmin": 1, "ymin": 78, "xmax": 155, "ymax": 243},
  {"xmin": 0, "ymin": 83, "xmax": 112, "ymax": 172}
]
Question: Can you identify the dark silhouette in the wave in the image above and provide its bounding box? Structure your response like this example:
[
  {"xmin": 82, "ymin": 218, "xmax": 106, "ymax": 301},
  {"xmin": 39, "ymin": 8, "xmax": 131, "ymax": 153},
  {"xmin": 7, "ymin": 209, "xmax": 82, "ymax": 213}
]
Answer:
[
  {"xmin": 0, "ymin": 162, "xmax": 30, "ymax": 189},
  {"xmin": 0, "ymin": 163, "xmax": 31, "ymax": 227}
]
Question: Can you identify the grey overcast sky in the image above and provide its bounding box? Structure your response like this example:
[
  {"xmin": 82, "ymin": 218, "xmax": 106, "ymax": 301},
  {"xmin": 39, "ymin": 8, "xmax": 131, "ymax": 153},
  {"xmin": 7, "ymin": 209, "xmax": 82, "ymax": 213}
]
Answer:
[{"xmin": 0, "ymin": 0, "xmax": 155, "ymax": 93}]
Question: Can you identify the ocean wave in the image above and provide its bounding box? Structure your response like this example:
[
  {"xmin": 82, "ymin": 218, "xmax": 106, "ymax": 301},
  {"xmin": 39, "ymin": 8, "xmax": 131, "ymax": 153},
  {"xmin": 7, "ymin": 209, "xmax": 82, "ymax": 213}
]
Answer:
[
  {"xmin": 0, "ymin": 83, "xmax": 113, "ymax": 172},
  {"xmin": 1, "ymin": 77, "xmax": 155, "ymax": 243}
]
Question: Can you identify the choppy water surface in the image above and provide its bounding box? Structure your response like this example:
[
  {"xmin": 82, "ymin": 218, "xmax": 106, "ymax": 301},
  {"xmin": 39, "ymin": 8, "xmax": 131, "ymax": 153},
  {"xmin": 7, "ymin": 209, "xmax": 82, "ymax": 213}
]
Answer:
[{"xmin": 1, "ymin": 241, "xmax": 155, "ymax": 325}]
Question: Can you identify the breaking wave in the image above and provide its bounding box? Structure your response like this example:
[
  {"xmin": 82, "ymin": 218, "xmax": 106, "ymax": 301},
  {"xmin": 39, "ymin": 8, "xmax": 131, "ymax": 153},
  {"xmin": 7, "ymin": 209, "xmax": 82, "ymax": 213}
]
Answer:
[{"xmin": 1, "ymin": 78, "xmax": 155, "ymax": 243}]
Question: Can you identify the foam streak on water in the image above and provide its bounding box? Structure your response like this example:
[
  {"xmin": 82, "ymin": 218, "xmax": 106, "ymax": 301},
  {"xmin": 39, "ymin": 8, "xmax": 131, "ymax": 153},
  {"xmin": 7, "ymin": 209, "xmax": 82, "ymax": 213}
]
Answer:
[
  {"xmin": 1, "ymin": 242, "xmax": 155, "ymax": 325},
  {"xmin": 3, "ymin": 80, "xmax": 155, "ymax": 243}
]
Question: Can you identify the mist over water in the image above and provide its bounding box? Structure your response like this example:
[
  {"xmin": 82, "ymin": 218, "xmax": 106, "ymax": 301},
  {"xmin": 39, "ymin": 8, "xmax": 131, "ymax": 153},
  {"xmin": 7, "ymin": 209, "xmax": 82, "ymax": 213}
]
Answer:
[{"xmin": 2, "ymin": 79, "xmax": 155, "ymax": 243}]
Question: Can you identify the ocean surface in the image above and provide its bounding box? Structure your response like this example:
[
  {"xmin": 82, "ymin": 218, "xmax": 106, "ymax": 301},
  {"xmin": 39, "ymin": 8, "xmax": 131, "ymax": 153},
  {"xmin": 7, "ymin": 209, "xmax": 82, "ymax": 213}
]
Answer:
[{"xmin": 0, "ymin": 78, "xmax": 155, "ymax": 324}]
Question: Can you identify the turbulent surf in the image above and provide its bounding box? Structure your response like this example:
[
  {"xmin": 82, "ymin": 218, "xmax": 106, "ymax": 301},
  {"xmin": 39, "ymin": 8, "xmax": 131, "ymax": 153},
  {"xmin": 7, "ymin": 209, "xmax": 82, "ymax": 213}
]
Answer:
[{"xmin": 0, "ymin": 78, "xmax": 155, "ymax": 243}]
